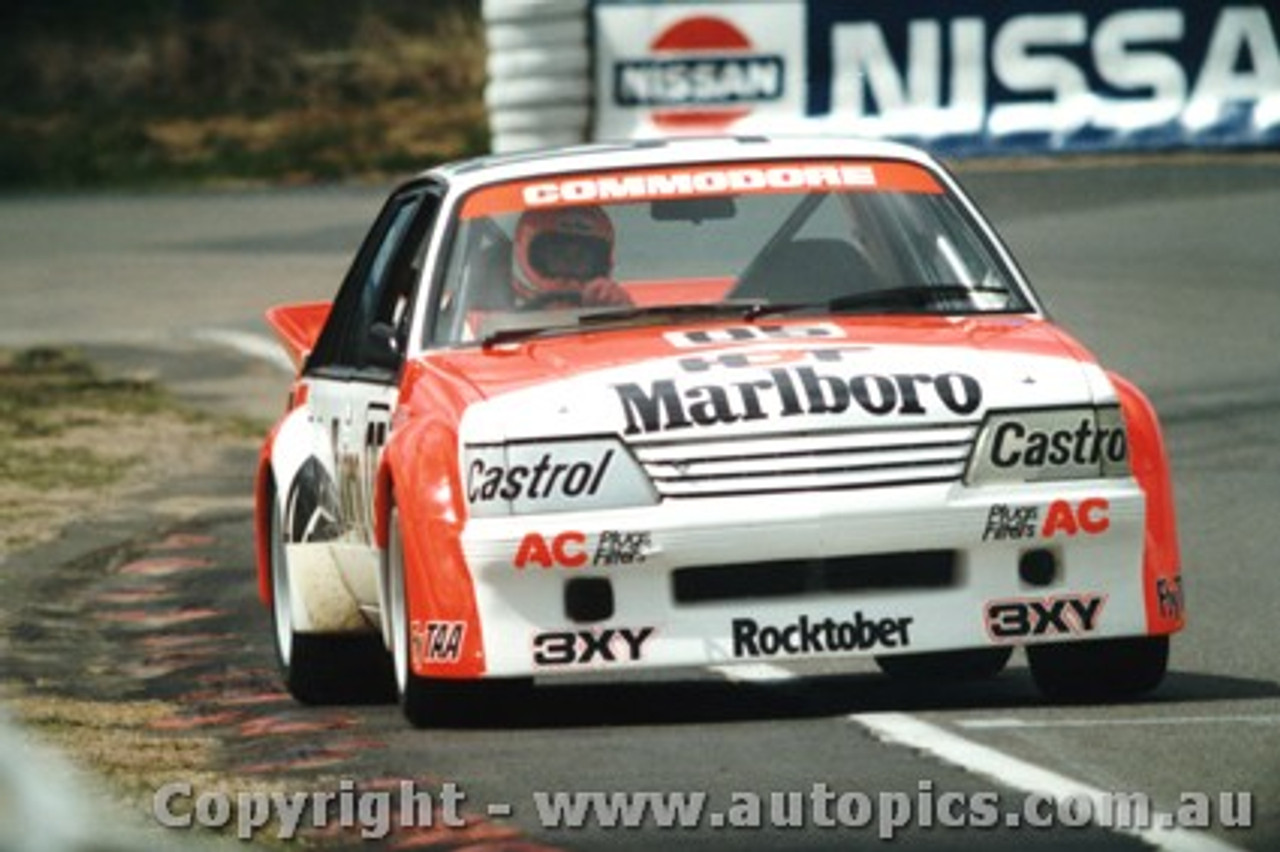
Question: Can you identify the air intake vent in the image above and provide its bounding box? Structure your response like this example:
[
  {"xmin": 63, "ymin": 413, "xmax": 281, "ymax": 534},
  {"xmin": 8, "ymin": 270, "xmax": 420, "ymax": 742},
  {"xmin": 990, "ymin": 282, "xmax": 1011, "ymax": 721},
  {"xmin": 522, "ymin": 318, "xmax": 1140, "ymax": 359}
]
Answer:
[{"xmin": 673, "ymin": 551, "xmax": 958, "ymax": 605}]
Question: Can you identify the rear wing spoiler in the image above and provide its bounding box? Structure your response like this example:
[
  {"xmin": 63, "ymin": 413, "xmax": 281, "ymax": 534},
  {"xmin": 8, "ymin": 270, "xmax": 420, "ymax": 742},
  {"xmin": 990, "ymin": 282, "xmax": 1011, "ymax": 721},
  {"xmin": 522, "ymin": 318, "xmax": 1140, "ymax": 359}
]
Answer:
[{"xmin": 265, "ymin": 301, "xmax": 331, "ymax": 372}]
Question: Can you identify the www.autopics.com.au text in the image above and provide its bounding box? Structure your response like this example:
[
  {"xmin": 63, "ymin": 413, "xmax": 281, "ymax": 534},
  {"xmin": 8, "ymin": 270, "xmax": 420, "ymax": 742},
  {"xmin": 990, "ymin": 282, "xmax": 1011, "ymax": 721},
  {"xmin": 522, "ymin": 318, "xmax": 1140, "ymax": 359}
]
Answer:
[{"xmin": 151, "ymin": 779, "xmax": 1253, "ymax": 841}]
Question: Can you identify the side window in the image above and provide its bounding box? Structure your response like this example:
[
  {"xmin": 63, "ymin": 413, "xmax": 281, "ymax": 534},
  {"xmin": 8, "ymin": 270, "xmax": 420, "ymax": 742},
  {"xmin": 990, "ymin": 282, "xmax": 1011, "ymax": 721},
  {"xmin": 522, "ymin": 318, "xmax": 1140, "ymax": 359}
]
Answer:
[
  {"xmin": 361, "ymin": 192, "xmax": 439, "ymax": 367},
  {"xmin": 309, "ymin": 186, "xmax": 440, "ymax": 374}
]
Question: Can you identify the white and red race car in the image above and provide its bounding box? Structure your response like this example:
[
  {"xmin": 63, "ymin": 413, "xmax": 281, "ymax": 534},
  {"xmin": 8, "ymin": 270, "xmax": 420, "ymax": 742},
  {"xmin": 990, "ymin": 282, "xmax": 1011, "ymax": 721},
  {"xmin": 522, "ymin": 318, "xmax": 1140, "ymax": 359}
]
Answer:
[{"xmin": 253, "ymin": 136, "xmax": 1184, "ymax": 726}]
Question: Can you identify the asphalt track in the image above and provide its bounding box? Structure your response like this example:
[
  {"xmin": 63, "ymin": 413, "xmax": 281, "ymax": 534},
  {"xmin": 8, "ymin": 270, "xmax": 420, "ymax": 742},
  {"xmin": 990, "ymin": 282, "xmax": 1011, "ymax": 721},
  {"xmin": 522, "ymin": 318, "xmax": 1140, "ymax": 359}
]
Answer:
[{"xmin": 1, "ymin": 155, "xmax": 1278, "ymax": 851}]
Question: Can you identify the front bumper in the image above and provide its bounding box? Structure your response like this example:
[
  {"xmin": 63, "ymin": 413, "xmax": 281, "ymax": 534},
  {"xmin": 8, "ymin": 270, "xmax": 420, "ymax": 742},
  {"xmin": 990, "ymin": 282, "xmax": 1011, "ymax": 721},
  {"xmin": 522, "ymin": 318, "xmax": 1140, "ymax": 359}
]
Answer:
[{"xmin": 461, "ymin": 479, "xmax": 1149, "ymax": 677}]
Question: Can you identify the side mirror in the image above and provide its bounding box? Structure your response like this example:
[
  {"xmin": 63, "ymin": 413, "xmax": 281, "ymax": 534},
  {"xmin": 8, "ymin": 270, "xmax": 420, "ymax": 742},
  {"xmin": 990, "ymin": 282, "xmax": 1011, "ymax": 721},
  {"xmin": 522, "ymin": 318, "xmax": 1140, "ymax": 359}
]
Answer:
[{"xmin": 366, "ymin": 322, "xmax": 402, "ymax": 371}]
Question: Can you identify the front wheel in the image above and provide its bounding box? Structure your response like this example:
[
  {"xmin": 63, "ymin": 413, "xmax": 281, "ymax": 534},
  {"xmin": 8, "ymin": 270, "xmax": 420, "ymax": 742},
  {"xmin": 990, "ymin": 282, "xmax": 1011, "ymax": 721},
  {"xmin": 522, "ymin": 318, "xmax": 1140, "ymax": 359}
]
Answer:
[
  {"xmin": 1027, "ymin": 636, "xmax": 1169, "ymax": 702},
  {"xmin": 385, "ymin": 503, "xmax": 531, "ymax": 728},
  {"xmin": 385, "ymin": 503, "xmax": 434, "ymax": 726}
]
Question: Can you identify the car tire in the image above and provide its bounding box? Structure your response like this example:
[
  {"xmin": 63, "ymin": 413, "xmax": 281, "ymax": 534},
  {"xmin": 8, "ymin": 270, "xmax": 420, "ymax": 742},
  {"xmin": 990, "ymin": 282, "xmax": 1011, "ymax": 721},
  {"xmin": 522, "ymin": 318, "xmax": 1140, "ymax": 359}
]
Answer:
[
  {"xmin": 385, "ymin": 503, "xmax": 433, "ymax": 726},
  {"xmin": 268, "ymin": 480, "xmax": 394, "ymax": 705},
  {"xmin": 385, "ymin": 503, "xmax": 532, "ymax": 728},
  {"xmin": 1027, "ymin": 636, "xmax": 1169, "ymax": 702},
  {"xmin": 875, "ymin": 647, "xmax": 1013, "ymax": 681}
]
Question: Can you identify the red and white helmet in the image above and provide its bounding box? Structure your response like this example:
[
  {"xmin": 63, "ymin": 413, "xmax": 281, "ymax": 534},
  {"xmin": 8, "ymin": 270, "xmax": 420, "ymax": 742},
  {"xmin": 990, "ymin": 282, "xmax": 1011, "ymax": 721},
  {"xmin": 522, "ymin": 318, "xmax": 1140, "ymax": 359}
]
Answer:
[{"xmin": 513, "ymin": 205, "xmax": 615, "ymax": 301}]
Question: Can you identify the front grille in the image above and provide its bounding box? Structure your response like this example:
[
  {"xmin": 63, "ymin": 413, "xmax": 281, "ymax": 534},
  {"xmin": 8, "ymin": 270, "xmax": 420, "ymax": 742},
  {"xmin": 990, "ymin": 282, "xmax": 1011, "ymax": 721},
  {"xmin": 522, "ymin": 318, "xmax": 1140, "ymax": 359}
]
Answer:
[
  {"xmin": 673, "ymin": 550, "xmax": 958, "ymax": 605},
  {"xmin": 632, "ymin": 424, "xmax": 978, "ymax": 498}
]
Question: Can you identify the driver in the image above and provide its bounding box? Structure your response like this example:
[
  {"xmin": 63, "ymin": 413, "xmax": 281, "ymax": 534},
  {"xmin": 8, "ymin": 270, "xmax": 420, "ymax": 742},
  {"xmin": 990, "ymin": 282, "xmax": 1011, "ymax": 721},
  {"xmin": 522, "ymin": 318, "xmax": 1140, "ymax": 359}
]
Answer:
[{"xmin": 511, "ymin": 205, "xmax": 633, "ymax": 308}]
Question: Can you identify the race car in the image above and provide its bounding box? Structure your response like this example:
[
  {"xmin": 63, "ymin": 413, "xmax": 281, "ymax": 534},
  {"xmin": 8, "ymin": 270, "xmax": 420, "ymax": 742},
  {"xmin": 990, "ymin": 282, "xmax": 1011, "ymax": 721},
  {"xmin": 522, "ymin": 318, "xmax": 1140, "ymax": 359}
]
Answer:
[{"xmin": 253, "ymin": 136, "xmax": 1184, "ymax": 726}]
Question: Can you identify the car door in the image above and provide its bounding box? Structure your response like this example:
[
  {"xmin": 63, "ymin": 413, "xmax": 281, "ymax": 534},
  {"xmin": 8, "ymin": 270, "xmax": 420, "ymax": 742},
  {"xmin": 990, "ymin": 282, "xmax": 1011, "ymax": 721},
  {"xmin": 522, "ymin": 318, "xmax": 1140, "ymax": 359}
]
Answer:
[{"xmin": 290, "ymin": 183, "xmax": 442, "ymax": 610}]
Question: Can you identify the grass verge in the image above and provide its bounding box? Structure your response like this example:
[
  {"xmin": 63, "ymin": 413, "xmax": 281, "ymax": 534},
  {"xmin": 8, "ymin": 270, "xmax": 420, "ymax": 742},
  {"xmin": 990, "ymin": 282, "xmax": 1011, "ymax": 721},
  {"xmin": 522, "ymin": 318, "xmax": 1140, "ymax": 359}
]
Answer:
[{"xmin": 0, "ymin": 346, "xmax": 255, "ymax": 554}]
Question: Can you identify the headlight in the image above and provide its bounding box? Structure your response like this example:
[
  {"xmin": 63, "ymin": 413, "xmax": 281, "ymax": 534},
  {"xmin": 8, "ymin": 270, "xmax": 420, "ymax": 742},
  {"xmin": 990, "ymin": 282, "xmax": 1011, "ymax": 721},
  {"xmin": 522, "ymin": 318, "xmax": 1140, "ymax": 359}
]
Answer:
[
  {"xmin": 965, "ymin": 406, "xmax": 1129, "ymax": 485},
  {"xmin": 463, "ymin": 438, "xmax": 658, "ymax": 517}
]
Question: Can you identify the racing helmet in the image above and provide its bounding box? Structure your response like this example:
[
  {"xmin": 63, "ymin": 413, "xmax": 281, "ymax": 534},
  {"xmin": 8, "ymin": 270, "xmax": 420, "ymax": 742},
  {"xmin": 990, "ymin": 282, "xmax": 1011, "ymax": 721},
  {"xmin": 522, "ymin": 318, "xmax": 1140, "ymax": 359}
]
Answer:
[{"xmin": 513, "ymin": 205, "xmax": 615, "ymax": 300}]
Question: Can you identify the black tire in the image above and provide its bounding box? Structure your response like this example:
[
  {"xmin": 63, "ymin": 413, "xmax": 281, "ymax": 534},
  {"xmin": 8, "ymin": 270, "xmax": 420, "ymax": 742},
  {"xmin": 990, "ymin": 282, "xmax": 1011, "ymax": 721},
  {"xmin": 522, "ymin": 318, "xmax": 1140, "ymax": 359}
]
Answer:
[
  {"xmin": 1028, "ymin": 636, "xmax": 1169, "ymax": 702},
  {"xmin": 876, "ymin": 647, "xmax": 1013, "ymax": 681},
  {"xmin": 385, "ymin": 504, "xmax": 531, "ymax": 727},
  {"xmin": 403, "ymin": 676, "xmax": 533, "ymax": 728},
  {"xmin": 267, "ymin": 480, "xmax": 394, "ymax": 705},
  {"xmin": 280, "ymin": 634, "xmax": 396, "ymax": 705}
]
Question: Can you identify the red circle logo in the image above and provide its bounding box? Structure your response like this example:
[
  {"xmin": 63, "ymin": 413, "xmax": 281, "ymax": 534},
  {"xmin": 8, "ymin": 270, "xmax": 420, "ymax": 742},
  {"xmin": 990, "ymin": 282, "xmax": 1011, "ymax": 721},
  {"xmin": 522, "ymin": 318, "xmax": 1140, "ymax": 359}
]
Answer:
[{"xmin": 635, "ymin": 15, "xmax": 782, "ymax": 133}]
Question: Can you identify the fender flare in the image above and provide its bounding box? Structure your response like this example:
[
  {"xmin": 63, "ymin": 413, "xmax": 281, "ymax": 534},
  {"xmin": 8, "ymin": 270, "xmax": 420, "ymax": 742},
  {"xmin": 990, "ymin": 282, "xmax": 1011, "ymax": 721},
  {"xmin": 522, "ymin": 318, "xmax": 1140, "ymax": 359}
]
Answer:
[
  {"xmin": 376, "ymin": 421, "xmax": 488, "ymax": 679},
  {"xmin": 253, "ymin": 426, "xmax": 282, "ymax": 607},
  {"xmin": 1109, "ymin": 371, "xmax": 1184, "ymax": 635}
]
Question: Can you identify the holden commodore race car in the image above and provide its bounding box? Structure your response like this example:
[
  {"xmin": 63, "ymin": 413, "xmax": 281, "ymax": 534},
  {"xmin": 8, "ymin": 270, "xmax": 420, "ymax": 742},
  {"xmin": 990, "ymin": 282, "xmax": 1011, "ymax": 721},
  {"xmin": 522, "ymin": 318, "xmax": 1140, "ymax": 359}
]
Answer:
[{"xmin": 253, "ymin": 136, "xmax": 1184, "ymax": 727}]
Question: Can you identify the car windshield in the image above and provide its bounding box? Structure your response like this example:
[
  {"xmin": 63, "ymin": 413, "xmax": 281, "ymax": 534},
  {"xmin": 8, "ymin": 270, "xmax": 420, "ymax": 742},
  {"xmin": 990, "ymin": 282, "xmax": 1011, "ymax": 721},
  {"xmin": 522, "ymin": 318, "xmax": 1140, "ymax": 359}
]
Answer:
[{"xmin": 428, "ymin": 158, "xmax": 1030, "ymax": 346}]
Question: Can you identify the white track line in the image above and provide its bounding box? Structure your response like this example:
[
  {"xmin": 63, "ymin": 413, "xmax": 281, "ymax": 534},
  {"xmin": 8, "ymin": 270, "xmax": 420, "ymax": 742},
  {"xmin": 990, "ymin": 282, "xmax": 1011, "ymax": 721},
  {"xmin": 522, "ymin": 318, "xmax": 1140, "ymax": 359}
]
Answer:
[
  {"xmin": 709, "ymin": 665, "xmax": 1246, "ymax": 852},
  {"xmin": 959, "ymin": 714, "xmax": 1280, "ymax": 730},
  {"xmin": 855, "ymin": 712, "xmax": 1246, "ymax": 852},
  {"xmin": 194, "ymin": 328, "xmax": 293, "ymax": 373}
]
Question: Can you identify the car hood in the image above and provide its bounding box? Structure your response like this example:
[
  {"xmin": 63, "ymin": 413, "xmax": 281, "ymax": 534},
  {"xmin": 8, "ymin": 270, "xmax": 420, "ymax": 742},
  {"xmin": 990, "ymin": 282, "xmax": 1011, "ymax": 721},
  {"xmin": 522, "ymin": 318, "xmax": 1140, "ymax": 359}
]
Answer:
[{"xmin": 442, "ymin": 316, "xmax": 1117, "ymax": 444}]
